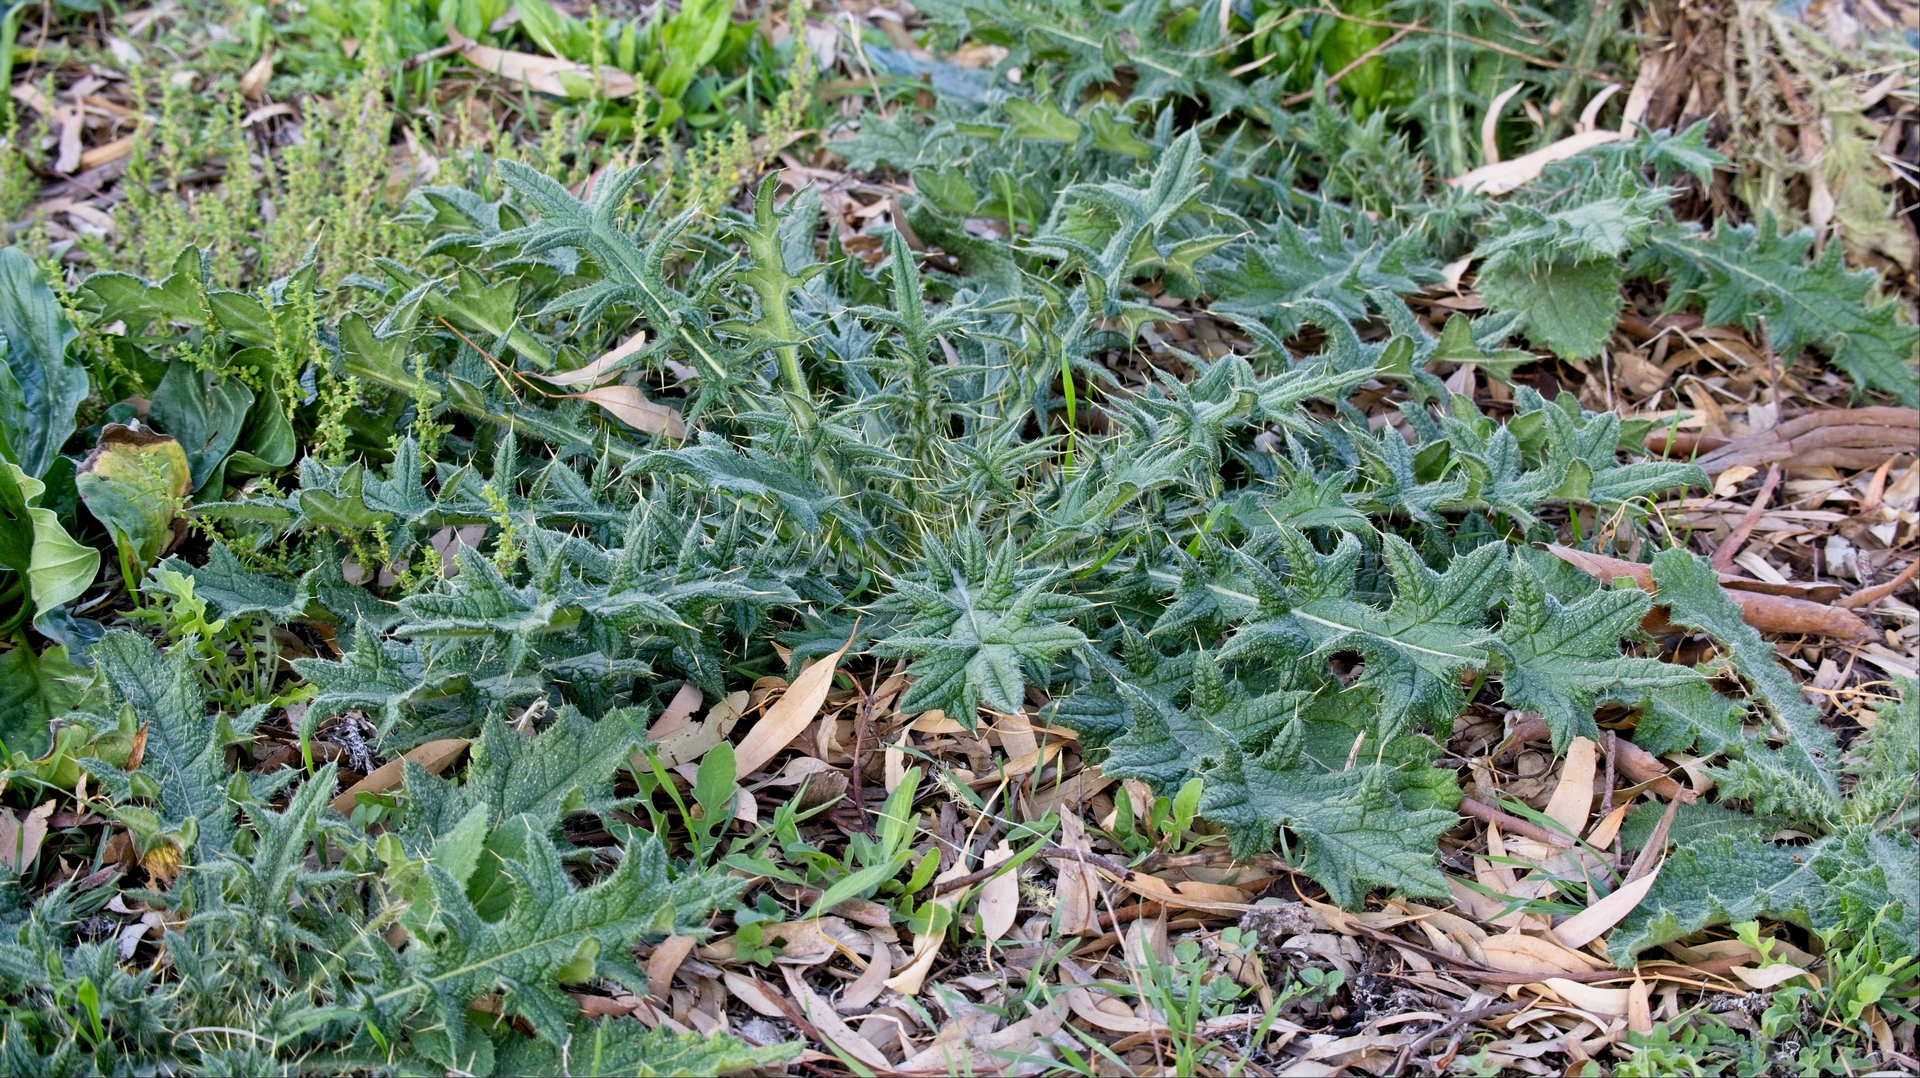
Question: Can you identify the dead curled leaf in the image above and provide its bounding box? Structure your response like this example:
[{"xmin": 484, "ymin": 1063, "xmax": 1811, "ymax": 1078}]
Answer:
[
  {"xmin": 1542, "ymin": 543, "xmax": 1874, "ymax": 640},
  {"xmin": 1551, "ymin": 863, "xmax": 1662, "ymax": 949},
  {"xmin": 534, "ymin": 331, "xmax": 647, "ymax": 389},
  {"xmin": 328, "ymin": 739, "xmax": 469, "ymax": 815},
  {"xmin": 449, "ymin": 29, "xmax": 637, "ymax": 98},
  {"xmin": 732, "ymin": 640, "xmax": 851, "ymax": 779},
  {"xmin": 0, "ymin": 802, "xmax": 55, "ymax": 873},
  {"xmin": 976, "ymin": 840, "xmax": 1018, "ymax": 947},
  {"xmin": 784, "ymin": 960, "xmax": 893, "ymax": 1070},
  {"xmin": 566, "ymin": 385, "xmax": 686, "ymax": 439}
]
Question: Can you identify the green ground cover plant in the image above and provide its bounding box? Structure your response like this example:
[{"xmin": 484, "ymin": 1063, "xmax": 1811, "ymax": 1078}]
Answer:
[{"xmin": 0, "ymin": 0, "xmax": 1915, "ymax": 1071}]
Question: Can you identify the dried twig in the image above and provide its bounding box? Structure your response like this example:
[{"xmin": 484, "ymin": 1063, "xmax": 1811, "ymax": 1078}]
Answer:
[
  {"xmin": 1459, "ymin": 797, "xmax": 1574, "ymax": 849},
  {"xmin": 1710, "ymin": 461, "xmax": 1781, "ymax": 572}
]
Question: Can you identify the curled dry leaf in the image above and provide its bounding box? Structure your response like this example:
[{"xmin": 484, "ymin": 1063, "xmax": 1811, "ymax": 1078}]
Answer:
[
  {"xmin": 1541, "ymin": 977, "xmax": 1630, "ymax": 1017},
  {"xmin": 1449, "ymin": 129, "xmax": 1626, "ymax": 195},
  {"xmin": 733, "ymin": 640, "xmax": 851, "ymax": 779},
  {"xmin": 887, "ymin": 860, "xmax": 969, "ymax": 996},
  {"xmin": 976, "ymin": 840, "xmax": 1019, "ymax": 947},
  {"xmin": 644, "ymin": 934, "xmax": 694, "ymax": 1000},
  {"xmin": 1728, "ymin": 963, "xmax": 1812, "ymax": 989},
  {"xmin": 239, "ymin": 50, "xmax": 274, "ymax": 101},
  {"xmin": 0, "ymin": 802, "xmax": 55, "ymax": 873},
  {"xmin": 1628, "ymin": 976, "xmax": 1654, "ymax": 1034},
  {"xmin": 534, "ymin": 331, "xmax": 647, "ymax": 389},
  {"xmin": 782, "ymin": 963, "xmax": 895, "ymax": 1072},
  {"xmin": 1120, "ymin": 872, "xmax": 1257, "ymax": 914},
  {"xmin": 1551, "ymin": 863, "xmax": 1662, "ymax": 949},
  {"xmin": 1054, "ymin": 809, "xmax": 1103, "ymax": 935},
  {"xmin": 833, "ymin": 930, "xmax": 893, "ymax": 1014},
  {"xmin": 1480, "ymin": 933, "xmax": 1604, "ymax": 975},
  {"xmin": 451, "ymin": 31, "xmax": 638, "ymax": 98},
  {"xmin": 328, "ymin": 738, "xmax": 469, "ymax": 815},
  {"xmin": 1542, "ymin": 736, "xmax": 1598, "ymax": 836},
  {"xmin": 567, "ymin": 385, "xmax": 685, "ymax": 439},
  {"xmin": 721, "ymin": 971, "xmax": 787, "ymax": 1018}
]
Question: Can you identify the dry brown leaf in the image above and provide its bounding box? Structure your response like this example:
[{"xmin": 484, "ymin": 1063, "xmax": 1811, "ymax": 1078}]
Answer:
[
  {"xmin": 644, "ymin": 691, "xmax": 741, "ymax": 770},
  {"xmin": 454, "ymin": 35, "xmax": 638, "ymax": 98},
  {"xmin": 1448, "ymin": 129, "xmax": 1626, "ymax": 195},
  {"xmin": 760, "ymin": 917, "xmax": 867, "ymax": 966},
  {"xmin": 1542, "ymin": 736, "xmax": 1598, "ymax": 836},
  {"xmin": 242, "ymin": 102, "xmax": 297, "ymax": 127},
  {"xmin": 567, "ymin": 385, "xmax": 685, "ymax": 439},
  {"xmin": 535, "ymin": 331, "xmax": 648, "ymax": 389},
  {"xmin": 1119, "ymin": 871, "xmax": 1254, "ymax": 915},
  {"xmin": 644, "ymin": 935, "xmax": 694, "ymax": 1000},
  {"xmin": 722, "ymin": 971, "xmax": 788, "ymax": 1018},
  {"xmin": 1447, "ymin": 876, "xmax": 1509, "ymax": 922},
  {"xmin": 1481, "ymin": 82, "xmax": 1526, "ymax": 165},
  {"xmin": 648, "ymin": 682, "xmax": 704, "ymax": 739},
  {"xmin": 834, "ymin": 930, "xmax": 894, "ymax": 1014},
  {"xmin": 239, "ymin": 50, "xmax": 274, "ymax": 100},
  {"xmin": 79, "ymin": 135, "xmax": 136, "ymax": 171},
  {"xmin": 908, "ymin": 710, "xmax": 968, "ymax": 733},
  {"xmin": 1552, "ymin": 863, "xmax": 1662, "ymax": 949},
  {"xmin": 1541, "ymin": 977, "xmax": 1629, "ymax": 1016},
  {"xmin": 55, "ymin": 109, "xmax": 83, "ymax": 174},
  {"xmin": 895, "ymin": 1005, "xmax": 1067, "ymax": 1073},
  {"xmin": 329, "ymin": 739, "xmax": 469, "ymax": 815},
  {"xmin": 883, "ymin": 738, "xmax": 907, "ymax": 792},
  {"xmin": 1628, "ymin": 975, "xmax": 1653, "ymax": 1035},
  {"xmin": 976, "ymin": 840, "xmax": 1019, "ymax": 948},
  {"xmin": 1301, "ymin": 1031, "xmax": 1421, "ymax": 1067},
  {"xmin": 1059, "ymin": 959, "xmax": 1163, "ymax": 1034},
  {"xmin": 0, "ymin": 802, "xmax": 54, "ymax": 873},
  {"xmin": 733, "ymin": 642, "xmax": 850, "ymax": 779},
  {"xmin": 1055, "ymin": 809, "xmax": 1103, "ymax": 935},
  {"xmin": 1587, "ymin": 802, "xmax": 1631, "ymax": 848},
  {"xmin": 1030, "ymin": 764, "xmax": 1112, "ymax": 817},
  {"xmin": 1728, "ymin": 963, "xmax": 1811, "ymax": 989},
  {"xmin": 887, "ymin": 861, "xmax": 969, "ymax": 995},
  {"xmin": 993, "ymin": 712, "xmax": 1039, "ymax": 759},
  {"xmin": 1481, "ymin": 933, "xmax": 1603, "ymax": 975}
]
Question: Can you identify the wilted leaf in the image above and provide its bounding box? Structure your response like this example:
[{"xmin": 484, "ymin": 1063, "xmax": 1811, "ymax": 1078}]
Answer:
[
  {"xmin": 75, "ymin": 425, "xmax": 192, "ymax": 580},
  {"xmin": 567, "ymin": 385, "xmax": 685, "ymax": 439}
]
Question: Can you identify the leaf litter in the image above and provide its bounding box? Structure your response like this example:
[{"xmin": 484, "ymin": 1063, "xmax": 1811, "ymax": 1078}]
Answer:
[{"xmin": 0, "ymin": 0, "xmax": 1915, "ymax": 1073}]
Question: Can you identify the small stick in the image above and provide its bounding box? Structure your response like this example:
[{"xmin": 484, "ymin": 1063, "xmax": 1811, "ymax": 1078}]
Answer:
[
  {"xmin": 1836, "ymin": 560, "xmax": 1919, "ymax": 610},
  {"xmin": 1459, "ymin": 797, "xmax": 1574, "ymax": 849},
  {"xmin": 1281, "ymin": 24, "xmax": 1417, "ymax": 107},
  {"xmin": 1710, "ymin": 461, "xmax": 1782, "ymax": 572},
  {"xmin": 931, "ymin": 846, "xmax": 1134, "ymax": 895},
  {"xmin": 1600, "ymin": 730, "xmax": 1616, "ymax": 824}
]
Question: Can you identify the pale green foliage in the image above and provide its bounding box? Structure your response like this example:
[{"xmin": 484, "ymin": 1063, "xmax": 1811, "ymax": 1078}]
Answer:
[
  {"xmin": 1641, "ymin": 215, "xmax": 1920, "ymax": 405},
  {"xmin": 1, "ymin": 0, "xmax": 1914, "ymax": 1065},
  {"xmin": 871, "ymin": 527, "xmax": 1091, "ymax": 725},
  {"xmin": 1475, "ymin": 184, "xmax": 1673, "ymax": 359},
  {"xmin": 1652, "ymin": 549, "xmax": 1841, "ymax": 800}
]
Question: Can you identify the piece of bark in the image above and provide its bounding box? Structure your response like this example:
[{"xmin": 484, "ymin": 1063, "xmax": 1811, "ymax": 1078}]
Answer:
[
  {"xmin": 1543, "ymin": 544, "xmax": 1873, "ymax": 640},
  {"xmin": 1690, "ymin": 408, "xmax": 1919, "ymax": 475},
  {"xmin": 1505, "ymin": 715, "xmax": 1696, "ymax": 804},
  {"xmin": 1641, "ymin": 430, "xmax": 1731, "ymax": 458}
]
